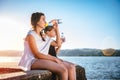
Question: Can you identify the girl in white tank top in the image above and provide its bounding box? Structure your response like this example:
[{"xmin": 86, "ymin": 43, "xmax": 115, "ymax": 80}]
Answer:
[{"xmin": 18, "ymin": 12, "xmax": 76, "ymax": 80}]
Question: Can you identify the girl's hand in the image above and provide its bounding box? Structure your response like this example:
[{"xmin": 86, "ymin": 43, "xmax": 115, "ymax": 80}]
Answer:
[
  {"xmin": 50, "ymin": 19, "xmax": 58, "ymax": 29},
  {"xmin": 58, "ymin": 58, "xmax": 64, "ymax": 62},
  {"xmin": 55, "ymin": 58, "xmax": 62, "ymax": 64},
  {"xmin": 50, "ymin": 19, "xmax": 57, "ymax": 24}
]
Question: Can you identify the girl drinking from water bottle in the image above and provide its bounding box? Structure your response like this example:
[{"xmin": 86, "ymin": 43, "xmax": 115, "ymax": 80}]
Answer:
[{"xmin": 18, "ymin": 12, "xmax": 76, "ymax": 80}]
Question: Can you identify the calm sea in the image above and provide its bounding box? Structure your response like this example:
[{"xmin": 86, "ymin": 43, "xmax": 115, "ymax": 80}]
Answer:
[{"xmin": 0, "ymin": 56, "xmax": 120, "ymax": 80}]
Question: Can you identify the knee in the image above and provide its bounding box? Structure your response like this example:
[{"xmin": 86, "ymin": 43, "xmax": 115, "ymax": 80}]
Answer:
[
  {"xmin": 61, "ymin": 66, "xmax": 68, "ymax": 73},
  {"xmin": 68, "ymin": 64, "xmax": 76, "ymax": 70},
  {"xmin": 59, "ymin": 65, "xmax": 68, "ymax": 75},
  {"xmin": 58, "ymin": 66, "xmax": 68, "ymax": 80}
]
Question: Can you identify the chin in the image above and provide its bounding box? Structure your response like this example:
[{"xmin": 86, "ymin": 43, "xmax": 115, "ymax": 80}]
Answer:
[
  {"xmin": 42, "ymin": 26, "xmax": 45, "ymax": 28},
  {"xmin": 41, "ymin": 25, "xmax": 45, "ymax": 28}
]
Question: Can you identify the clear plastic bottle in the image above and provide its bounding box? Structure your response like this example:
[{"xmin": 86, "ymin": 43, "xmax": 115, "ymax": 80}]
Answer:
[
  {"xmin": 45, "ymin": 19, "xmax": 62, "ymax": 27},
  {"xmin": 45, "ymin": 22, "xmax": 53, "ymax": 26},
  {"xmin": 61, "ymin": 32, "xmax": 66, "ymax": 43}
]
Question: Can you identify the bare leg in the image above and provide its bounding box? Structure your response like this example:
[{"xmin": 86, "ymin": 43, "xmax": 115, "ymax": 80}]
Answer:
[
  {"xmin": 62, "ymin": 61, "xmax": 76, "ymax": 80},
  {"xmin": 31, "ymin": 59, "xmax": 68, "ymax": 80}
]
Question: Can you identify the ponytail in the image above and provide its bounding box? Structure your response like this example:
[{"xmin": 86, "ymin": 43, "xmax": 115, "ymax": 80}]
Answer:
[{"xmin": 40, "ymin": 30, "xmax": 45, "ymax": 41}]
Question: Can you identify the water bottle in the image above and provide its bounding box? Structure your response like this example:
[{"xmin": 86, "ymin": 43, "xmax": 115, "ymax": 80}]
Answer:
[
  {"xmin": 61, "ymin": 32, "xmax": 66, "ymax": 43},
  {"xmin": 45, "ymin": 19, "xmax": 62, "ymax": 27},
  {"xmin": 45, "ymin": 22, "xmax": 53, "ymax": 26}
]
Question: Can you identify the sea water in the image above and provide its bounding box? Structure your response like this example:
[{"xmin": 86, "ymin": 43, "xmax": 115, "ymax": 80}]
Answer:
[
  {"xmin": 0, "ymin": 56, "xmax": 120, "ymax": 80},
  {"xmin": 59, "ymin": 56, "xmax": 120, "ymax": 80}
]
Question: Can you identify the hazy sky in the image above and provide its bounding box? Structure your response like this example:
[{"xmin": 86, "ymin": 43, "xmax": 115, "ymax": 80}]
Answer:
[{"xmin": 0, "ymin": 0, "xmax": 120, "ymax": 50}]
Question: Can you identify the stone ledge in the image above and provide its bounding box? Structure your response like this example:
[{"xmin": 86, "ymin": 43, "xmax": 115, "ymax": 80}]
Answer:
[
  {"xmin": 0, "ymin": 70, "xmax": 52, "ymax": 80},
  {"xmin": 22, "ymin": 70, "xmax": 53, "ymax": 80},
  {"xmin": 0, "ymin": 65, "xmax": 87, "ymax": 80}
]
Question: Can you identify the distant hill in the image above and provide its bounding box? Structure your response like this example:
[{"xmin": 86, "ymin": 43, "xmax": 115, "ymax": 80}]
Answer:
[
  {"xmin": 58, "ymin": 48, "xmax": 120, "ymax": 56},
  {"xmin": 0, "ymin": 48, "xmax": 120, "ymax": 57},
  {"xmin": 0, "ymin": 50, "xmax": 22, "ymax": 57}
]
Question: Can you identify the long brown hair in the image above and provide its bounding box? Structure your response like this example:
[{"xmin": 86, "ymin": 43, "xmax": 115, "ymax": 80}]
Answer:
[
  {"xmin": 31, "ymin": 12, "xmax": 45, "ymax": 41},
  {"xmin": 40, "ymin": 26, "xmax": 54, "ymax": 41},
  {"xmin": 44, "ymin": 26, "xmax": 54, "ymax": 33}
]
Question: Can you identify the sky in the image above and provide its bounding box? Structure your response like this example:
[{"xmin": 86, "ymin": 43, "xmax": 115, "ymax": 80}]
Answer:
[{"xmin": 0, "ymin": 0, "xmax": 120, "ymax": 50}]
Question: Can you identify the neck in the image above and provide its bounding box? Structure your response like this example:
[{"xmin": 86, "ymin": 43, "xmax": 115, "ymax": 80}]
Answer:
[
  {"xmin": 34, "ymin": 26, "xmax": 43, "ymax": 35},
  {"xmin": 46, "ymin": 33, "xmax": 52, "ymax": 38},
  {"xmin": 47, "ymin": 34, "xmax": 51, "ymax": 38}
]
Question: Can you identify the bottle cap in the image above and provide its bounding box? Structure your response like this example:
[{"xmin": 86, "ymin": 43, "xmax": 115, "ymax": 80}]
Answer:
[{"xmin": 45, "ymin": 23, "xmax": 53, "ymax": 27}]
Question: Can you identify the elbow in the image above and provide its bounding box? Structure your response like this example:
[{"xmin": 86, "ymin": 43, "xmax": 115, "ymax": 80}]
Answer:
[
  {"xmin": 33, "ymin": 52, "xmax": 40, "ymax": 58},
  {"xmin": 34, "ymin": 53, "xmax": 40, "ymax": 58},
  {"xmin": 31, "ymin": 50, "xmax": 41, "ymax": 59},
  {"xmin": 57, "ymin": 42, "xmax": 61, "ymax": 47},
  {"xmin": 34, "ymin": 52, "xmax": 46, "ymax": 59},
  {"xmin": 57, "ymin": 43, "xmax": 62, "ymax": 48}
]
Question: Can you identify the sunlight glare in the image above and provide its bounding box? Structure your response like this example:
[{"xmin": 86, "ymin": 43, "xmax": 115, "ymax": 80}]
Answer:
[
  {"xmin": 0, "ymin": 16, "xmax": 27, "ymax": 50},
  {"xmin": 100, "ymin": 36, "xmax": 117, "ymax": 49}
]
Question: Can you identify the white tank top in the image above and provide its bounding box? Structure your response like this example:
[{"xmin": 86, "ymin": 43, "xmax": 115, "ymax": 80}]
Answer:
[{"xmin": 18, "ymin": 30, "xmax": 53, "ymax": 71}]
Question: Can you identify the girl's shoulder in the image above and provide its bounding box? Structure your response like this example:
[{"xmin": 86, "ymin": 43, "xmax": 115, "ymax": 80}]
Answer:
[
  {"xmin": 27, "ymin": 30, "xmax": 42, "ymax": 40},
  {"xmin": 27, "ymin": 30, "xmax": 36, "ymax": 37},
  {"xmin": 24, "ymin": 30, "xmax": 35, "ymax": 41},
  {"xmin": 27, "ymin": 30, "xmax": 35, "ymax": 35}
]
